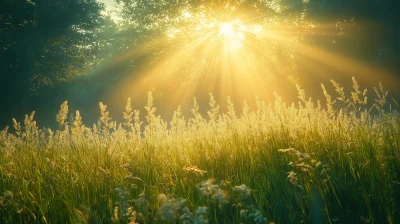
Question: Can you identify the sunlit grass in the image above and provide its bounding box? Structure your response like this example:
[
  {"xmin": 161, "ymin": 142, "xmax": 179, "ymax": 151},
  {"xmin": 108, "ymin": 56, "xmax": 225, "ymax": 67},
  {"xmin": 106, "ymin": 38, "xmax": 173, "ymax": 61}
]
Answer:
[{"xmin": 0, "ymin": 78, "xmax": 399, "ymax": 223}]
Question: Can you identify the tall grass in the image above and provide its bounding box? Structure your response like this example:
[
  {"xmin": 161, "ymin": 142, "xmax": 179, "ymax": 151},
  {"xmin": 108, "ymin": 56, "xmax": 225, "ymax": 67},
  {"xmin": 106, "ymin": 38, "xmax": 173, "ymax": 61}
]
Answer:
[{"xmin": 0, "ymin": 78, "xmax": 399, "ymax": 223}]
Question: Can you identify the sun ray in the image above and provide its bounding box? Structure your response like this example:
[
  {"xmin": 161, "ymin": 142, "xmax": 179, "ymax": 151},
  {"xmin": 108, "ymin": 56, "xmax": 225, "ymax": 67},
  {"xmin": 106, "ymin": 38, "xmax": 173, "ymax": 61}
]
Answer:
[{"xmin": 105, "ymin": 4, "xmax": 399, "ymax": 114}]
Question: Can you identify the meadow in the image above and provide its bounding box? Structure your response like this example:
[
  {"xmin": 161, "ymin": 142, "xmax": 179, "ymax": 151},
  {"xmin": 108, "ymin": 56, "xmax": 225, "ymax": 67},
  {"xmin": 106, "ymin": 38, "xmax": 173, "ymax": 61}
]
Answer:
[{"xmin": 0, "ymin": 78, "xmax": 399, "ymax": 223}]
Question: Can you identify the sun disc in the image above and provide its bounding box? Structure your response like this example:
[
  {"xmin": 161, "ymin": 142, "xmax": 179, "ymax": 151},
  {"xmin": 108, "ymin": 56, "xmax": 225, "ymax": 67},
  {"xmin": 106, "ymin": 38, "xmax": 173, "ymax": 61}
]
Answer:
[{"xmin": 219, "ymin": 23, "xmax": 235, "ymax": 37}]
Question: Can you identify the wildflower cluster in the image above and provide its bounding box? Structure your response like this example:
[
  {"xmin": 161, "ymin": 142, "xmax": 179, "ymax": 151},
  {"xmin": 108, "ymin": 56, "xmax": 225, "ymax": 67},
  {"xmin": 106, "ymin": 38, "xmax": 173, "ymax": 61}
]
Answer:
[
  {"xmin": 198, "ymin": 179, "xmax": 228, "ymax": 206},
  {"xmin": 231, "ymin": 184, "xmax": 268, "ymax": 224},
  {"xmin": 157, "ymin": 194, "xmax": 208, "ymax": 224},
  {"xmin": 112, "ymin": 188, "xmax": 138, "ymax": 224}
]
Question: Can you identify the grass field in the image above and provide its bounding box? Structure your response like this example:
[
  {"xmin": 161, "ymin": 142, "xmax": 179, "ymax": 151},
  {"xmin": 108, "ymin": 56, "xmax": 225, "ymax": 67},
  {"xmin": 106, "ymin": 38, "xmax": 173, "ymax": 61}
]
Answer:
[{"xmin": 0, "ymin": 78, "xmax": 399, "ymax": 223}]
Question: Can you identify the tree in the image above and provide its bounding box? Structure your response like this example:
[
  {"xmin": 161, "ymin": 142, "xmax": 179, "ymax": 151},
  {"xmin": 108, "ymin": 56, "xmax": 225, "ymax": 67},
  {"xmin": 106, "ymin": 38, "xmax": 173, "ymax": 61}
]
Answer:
[
  {"xmin": 0, "ymin": 0, "xmax": 106, "ymax": 127},
  {"xmin": 300, "ymin": 0, "xmax": 400, "ymax": 93}
]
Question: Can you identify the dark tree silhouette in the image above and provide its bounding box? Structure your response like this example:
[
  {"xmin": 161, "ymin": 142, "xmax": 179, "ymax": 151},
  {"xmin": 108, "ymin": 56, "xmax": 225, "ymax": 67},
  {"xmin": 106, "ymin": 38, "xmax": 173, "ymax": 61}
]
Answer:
[{"xmin": 0, "ymin": 0, "xmax": 106, "ymax": 127}]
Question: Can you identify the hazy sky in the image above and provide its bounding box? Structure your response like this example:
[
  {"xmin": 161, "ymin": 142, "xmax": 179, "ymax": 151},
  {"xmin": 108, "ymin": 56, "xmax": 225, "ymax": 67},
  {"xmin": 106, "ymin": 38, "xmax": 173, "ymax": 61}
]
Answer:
[
  {"xmin": 97, "ymin": 0, "xmax": 115, "ymax": 8},
  {"xmin": 97, "ymin": 0, "xmax": 121, "ymax": 21}
]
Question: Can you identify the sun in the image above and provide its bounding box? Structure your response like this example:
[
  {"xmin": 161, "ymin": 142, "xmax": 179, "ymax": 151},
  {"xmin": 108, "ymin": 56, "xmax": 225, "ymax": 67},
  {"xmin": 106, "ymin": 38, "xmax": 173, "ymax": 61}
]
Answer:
[
  {"xmin": 117, "ymin": 11, "xmax": 278, "ymax": 109},
  {"xmin": 219, "ymin": 22, "xmax": 235, "ymax": 37},
  {"xmin": 218, "ymin": 21, "xmax": 245, "ymax": 50}
]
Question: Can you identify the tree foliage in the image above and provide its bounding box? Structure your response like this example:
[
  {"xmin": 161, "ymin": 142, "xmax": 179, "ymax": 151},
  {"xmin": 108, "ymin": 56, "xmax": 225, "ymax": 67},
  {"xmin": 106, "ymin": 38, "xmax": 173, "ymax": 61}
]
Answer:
[
  {"xmin": 0, "ymin": 0, "xmax": 107, "ymax": 90},
  {"xmin": 0, "ymin": 0, "xmax": 111, "ymax": 126}
]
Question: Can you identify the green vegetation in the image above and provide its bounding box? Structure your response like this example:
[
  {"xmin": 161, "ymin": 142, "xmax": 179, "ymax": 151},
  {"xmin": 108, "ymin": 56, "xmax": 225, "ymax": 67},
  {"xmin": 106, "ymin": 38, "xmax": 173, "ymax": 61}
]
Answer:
[{"xmin": 0, "ymin": 78, "xmax": 399, "ymax": 223}]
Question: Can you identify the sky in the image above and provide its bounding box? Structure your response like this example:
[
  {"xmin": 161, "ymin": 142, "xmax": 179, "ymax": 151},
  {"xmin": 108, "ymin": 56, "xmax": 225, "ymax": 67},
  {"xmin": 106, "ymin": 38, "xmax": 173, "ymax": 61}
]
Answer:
[
  {"xmin": 97, "ymin": 0, "xmax": 115, "ymax": 9},
  {"xmin": 97, "ymin": 0, "xmax": 122, "ymax": 22}
]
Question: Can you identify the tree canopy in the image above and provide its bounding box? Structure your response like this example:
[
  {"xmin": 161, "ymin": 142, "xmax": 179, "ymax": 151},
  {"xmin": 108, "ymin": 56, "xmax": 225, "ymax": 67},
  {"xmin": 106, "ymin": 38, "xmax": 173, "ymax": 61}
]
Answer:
[{"xmin": 0, "ymin": 0, "xmax": 112, "ymax": 126}]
